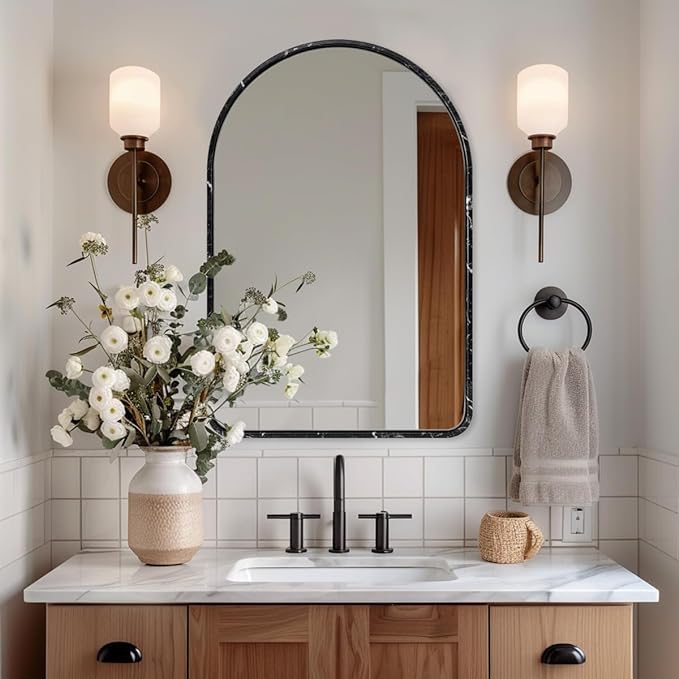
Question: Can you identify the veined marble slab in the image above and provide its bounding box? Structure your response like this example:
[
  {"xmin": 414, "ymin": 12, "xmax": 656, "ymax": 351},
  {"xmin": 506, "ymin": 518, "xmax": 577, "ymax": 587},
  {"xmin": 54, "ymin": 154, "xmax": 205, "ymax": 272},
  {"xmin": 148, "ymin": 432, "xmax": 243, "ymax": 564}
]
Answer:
[{"xmin": 24, "ymin": 547, "xmax": 658, "ymax": 604}]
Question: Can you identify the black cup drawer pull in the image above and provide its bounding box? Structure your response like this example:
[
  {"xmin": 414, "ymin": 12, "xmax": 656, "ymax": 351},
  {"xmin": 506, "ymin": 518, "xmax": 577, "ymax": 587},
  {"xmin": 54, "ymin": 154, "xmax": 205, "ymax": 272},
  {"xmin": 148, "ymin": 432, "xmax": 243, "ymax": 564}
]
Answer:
[
  {"xmin": 541, "ymin": 643, "xmax": 586, "ymax": 665},
  {"xmin": 96, "ymin": 641, "xmax": 143, "ymax": 663}
]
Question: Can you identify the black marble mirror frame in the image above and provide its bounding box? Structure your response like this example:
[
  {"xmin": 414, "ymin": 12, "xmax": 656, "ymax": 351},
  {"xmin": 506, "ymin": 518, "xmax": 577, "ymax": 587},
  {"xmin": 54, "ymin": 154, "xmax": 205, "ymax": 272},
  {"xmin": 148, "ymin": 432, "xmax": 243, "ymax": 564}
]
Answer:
[{"xmin": 206, "ymin": 39, "xmax": 473, "ymax": 439}]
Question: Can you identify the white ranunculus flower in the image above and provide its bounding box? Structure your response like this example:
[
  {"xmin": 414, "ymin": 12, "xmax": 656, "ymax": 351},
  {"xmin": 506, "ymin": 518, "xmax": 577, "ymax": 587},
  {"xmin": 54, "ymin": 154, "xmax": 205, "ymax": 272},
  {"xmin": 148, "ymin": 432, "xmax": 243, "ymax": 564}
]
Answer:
[
  {"xmin": 114, "ymin": 285, "xmax": 139, "ymax": 311},
  {"xmin": 286, "ymin": 363, "xmax": 305, "ymax": 380},
  {"xmin": 309, "ymin": 328, "xmax": 339, "ymax": 357},
  {"xmin": 273, "ymin": 354, "xmax": 288, "ymax": 369},
  {"xmin": 79, "ymin": 232, "xmax": 106, "ymax": 249},
  {"xmin": 92, "ymin": 365, "xmax": 117, "ymax": 389},
  {"xmin": 190, "ymin": 350, "xmax": 216, "ymax": 376},
  {"xmin": 113, "ymin": 369, "xmax": 130, "ymax": 392},
  {"xmin": 67, "ymin": 398, "xmax": 89, "ymax": 420},
  {"xmin": 262, "ymin": 297, "xmax": 278, "ymax": 314},
  {"xmin": 143, "ymin": 335, "xmax": 172, "ymax": 364},
  {"xmin": 100, "ymin": 421, "xmax": 126, "ymax": 441},
  {"xmin": 222, "ymin": 351, "xmax": 249, "ymax": 376},
  {"xmin": 65, "ymin": 356, "xmax": 83, "ymax": 379},
  {"xmin": 101, "ymin": 398, "xmax": 125, "ymax": 422},
  {"xmin": 121, "ymin": 313, "xmax": 143, "ymax": 334},
  {"xmin": 213, "ymin": 325, "xmax": 242, "ymax": 355},
  {"xmin": 222, "ymin": 364, "xmax": 241, "ymax": 393},
  {"xmin": 321, "ymin": 330, "xmax": 339, "ymax": 349},
  {"xmin": 246, "ymin": 321, "xmax": 268, "ymax": 346},
  {"xmin": 100, "ymin": 325, "xmax": 128, "ymax": 354},
  {"xmin": 83, "ymin": 407, "xmax": 100, "ymax": 431},
  {"xmin": 51, "ymin": 425, "xmax": 73, "ymax": 447},
  {"xmin": 164, "ymin": 264, "xmax": 184, "ymax": 283},
  {"xmin": 275, "ymin": 334, "xmax": 296, "ymax": 357},
  {"xmin": 89, "ymin": 386, "xmax": 113, "ymax": 411},
  {"xmin": 139, "ymin": 281, "xmax": 162, "ymax": 307},
  {"xmin": 157, "ymin": 288, "xmax": 178, "ymax": 312},
  {"xmin": 57, "ymin": 408, "xmax": 73, "ymax": 429},
  {"xmin": 284, "ymin": 382, "xmax": 300, "ymax": 399},
  {"xmin": 226, "ymin": 420, "xmax": 246, "ymax": 446}
]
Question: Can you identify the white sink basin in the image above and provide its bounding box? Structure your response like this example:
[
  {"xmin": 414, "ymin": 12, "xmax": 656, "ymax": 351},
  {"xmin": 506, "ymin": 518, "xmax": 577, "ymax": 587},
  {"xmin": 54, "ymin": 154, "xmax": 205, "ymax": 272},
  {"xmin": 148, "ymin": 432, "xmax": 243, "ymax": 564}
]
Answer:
[{"xmin": 226, "ymin": 556, "xmax": 454, "ymax": 585}]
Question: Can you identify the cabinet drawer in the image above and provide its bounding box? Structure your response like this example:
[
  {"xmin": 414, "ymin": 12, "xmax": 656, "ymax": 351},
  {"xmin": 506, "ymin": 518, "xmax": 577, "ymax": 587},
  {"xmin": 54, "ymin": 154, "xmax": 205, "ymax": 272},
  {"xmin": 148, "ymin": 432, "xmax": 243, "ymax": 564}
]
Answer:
[
  {"xmin": 47, "ymin": 604, "xmax": 187, "ymax": 679},
  {"xmin": 490, "ymin": 605, "xmax": 632, "ymax": 679}
]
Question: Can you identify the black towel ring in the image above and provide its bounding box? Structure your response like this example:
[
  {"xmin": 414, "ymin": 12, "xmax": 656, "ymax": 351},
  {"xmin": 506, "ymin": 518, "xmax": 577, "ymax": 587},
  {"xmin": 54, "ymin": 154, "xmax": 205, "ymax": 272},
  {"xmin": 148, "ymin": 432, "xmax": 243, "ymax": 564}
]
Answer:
[{"xmin": 517, "ymin": 286, "xmax": 593, "ymax": 352}]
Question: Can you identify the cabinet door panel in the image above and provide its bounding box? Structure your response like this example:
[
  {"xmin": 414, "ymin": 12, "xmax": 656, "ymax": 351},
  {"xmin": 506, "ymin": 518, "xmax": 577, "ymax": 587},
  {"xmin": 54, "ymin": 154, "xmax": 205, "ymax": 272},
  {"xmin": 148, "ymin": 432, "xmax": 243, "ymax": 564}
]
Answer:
[
  {"xmin": 371, "ymin": 642, "xmax": 456, "ymax": 679},
  {"xmin": 190, "ymin": 604, "xmax": 488, "ymax": 679},
  {"xmin": 46, "ymin": 604, "xmax": 187, "ymax": 679},
  {"xmin": 369, "ymin": 605, "xmax": 488, "ymax": 679},
  {"xmin": 190, "ymin": 604, "xmax": 368, "ymax": 679},
  {"xmin": 220, "ymin": 642, "xmax": 307, "ymax": 679},
  {"xmin": 490, "ymin": 605, "xmax": 632, "ymax": 679}
]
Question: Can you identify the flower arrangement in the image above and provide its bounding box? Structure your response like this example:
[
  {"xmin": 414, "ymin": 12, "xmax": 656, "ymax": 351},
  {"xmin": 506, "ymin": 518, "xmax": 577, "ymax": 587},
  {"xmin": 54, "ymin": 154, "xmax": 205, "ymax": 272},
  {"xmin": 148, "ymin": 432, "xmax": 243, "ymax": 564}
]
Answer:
[{"xmin": 47, "ymin": 224, "xmax": 338, "ymax": 482}]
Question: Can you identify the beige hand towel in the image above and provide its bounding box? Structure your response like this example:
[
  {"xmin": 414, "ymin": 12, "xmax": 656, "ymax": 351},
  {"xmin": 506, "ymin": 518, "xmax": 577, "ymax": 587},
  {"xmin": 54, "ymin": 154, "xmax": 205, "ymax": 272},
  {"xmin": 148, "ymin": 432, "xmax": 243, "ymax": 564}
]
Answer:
[{"xmin": 510, "ymin": 348, "xmax": 599, "ymax": 506}]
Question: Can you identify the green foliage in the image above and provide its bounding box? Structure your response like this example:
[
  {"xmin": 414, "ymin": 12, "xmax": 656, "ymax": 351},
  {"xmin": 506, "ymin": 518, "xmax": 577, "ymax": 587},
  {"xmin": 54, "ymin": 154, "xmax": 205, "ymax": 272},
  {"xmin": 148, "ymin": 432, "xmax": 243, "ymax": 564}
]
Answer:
[
  {"xmin": 45, "ymin": 370, "xmax": 90, "ymax": 399},
  {"xmin": 199, "ymin": 249, "xmax": 235, "ymax": 278},
  {"xmin": 189, "ymin": 273, "xmax": 207, "ymax": 295}
]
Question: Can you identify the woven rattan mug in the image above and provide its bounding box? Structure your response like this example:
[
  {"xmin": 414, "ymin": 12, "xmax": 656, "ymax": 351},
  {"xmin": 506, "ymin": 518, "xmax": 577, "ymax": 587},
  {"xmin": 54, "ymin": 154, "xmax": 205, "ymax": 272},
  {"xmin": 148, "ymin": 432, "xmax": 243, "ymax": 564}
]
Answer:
[{"xmin": 479, "ymin": 511, "xmax": 544, "ymax": 564}]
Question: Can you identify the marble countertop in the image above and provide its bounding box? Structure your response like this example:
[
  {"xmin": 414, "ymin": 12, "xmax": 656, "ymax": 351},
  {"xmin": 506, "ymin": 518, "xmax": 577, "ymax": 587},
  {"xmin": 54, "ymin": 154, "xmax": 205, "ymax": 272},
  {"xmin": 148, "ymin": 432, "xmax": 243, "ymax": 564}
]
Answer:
[{"xmin": 24, "ymin": 547, "xmax": 658, "ymax": 605}]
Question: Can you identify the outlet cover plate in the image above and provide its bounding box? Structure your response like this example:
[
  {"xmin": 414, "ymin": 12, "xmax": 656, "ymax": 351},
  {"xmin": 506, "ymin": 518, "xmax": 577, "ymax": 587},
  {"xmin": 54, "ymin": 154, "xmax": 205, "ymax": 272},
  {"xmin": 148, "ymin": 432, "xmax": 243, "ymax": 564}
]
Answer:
[{"xmin": 562, "ymin": 506, "xmax": 593, "ymax": 543}]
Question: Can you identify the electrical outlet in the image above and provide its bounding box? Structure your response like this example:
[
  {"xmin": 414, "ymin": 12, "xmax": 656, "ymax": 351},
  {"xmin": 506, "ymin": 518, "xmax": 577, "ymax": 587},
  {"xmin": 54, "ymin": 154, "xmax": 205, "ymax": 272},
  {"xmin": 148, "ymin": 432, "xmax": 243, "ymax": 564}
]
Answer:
[{"xmin": 562, "ymin": 506, "xmax": 593, "ymax": 543}]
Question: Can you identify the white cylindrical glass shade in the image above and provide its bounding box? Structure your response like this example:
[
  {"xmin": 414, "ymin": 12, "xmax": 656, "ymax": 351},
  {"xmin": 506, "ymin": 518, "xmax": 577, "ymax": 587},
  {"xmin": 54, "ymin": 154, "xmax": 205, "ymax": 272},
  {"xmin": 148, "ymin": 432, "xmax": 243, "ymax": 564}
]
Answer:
[
  {"xmin": 517, "ymin": 64, "xmax": 568, "ymax": 137},
  {"xmin": 109, "ymin": 66, "xmax": 160, "ymax": 138}
]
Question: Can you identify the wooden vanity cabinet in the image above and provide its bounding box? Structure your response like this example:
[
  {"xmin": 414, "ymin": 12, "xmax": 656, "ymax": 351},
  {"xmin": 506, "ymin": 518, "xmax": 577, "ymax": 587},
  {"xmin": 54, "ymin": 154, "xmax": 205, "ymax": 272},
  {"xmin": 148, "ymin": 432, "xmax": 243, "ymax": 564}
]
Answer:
[
  {"xmin": 45, "ymin": 602, "xmax": 633, "ymax": 679},
  {"xmin": 46, "ymin": 604, "xmax": 187, "ymax": 678},
  {"xmin": 490, "ymin": 605, "xmax": 633, "ymax": 679},
  {"xmin": 189, "ymin": 604, "xmax": 488, "ymax": 679}
]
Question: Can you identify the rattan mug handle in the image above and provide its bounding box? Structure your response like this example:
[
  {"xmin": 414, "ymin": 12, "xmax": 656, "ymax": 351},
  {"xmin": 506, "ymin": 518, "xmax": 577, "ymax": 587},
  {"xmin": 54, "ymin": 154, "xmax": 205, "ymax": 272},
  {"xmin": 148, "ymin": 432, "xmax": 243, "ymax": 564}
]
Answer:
[{"xmin": 524, "ymin": 519, "xmax": 544, "ymax": 560}]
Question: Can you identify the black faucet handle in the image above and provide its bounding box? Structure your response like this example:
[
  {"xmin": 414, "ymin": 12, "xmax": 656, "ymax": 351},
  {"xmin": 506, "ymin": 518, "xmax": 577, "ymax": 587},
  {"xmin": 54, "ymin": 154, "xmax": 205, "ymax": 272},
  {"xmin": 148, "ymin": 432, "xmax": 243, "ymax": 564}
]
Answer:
[
  {"xmin": 267, "ymin": 512, "xmax": 320, "ymax": 553},
  {"xmin": 358, "ymin": 511, "xmax": 412, "ymax": 554}
]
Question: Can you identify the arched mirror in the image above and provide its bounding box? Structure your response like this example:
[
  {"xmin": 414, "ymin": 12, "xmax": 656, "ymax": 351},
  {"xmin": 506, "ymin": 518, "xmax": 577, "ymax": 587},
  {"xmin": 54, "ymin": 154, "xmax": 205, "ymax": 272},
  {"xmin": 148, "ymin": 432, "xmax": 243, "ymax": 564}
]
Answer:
[{"xmin": 207, "ymin": 40, "xmax": 472, "ymax": 438}]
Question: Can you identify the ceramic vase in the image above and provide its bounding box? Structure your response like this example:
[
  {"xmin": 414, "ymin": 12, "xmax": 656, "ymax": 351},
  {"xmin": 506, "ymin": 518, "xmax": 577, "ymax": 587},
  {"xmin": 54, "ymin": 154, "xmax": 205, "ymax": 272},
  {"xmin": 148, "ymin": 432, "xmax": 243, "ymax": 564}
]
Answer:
[{"xmin": 127, "ymin": 446, "xmax": 203, "ymax": 566}]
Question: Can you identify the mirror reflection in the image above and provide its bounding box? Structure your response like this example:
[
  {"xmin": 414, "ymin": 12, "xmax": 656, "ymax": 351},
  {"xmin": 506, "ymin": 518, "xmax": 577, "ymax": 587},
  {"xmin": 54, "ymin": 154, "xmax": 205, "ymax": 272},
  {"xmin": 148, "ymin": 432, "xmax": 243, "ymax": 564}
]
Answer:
[{"xmin": 210, "ymin": 46, "xmax": 469, "ymax": 433}]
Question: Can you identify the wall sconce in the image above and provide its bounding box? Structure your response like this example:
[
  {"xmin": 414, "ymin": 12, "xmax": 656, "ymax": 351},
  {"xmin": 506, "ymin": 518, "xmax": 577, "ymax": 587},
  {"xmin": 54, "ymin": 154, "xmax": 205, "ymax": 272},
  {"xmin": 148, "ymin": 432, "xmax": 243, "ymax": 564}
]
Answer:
[
  {"xmin": 107, "ymin": 66, "xmax": 171, "ymax": 264},
  {"xmin": 507, "ymin": 64, "xmax": 572, "ymax": 262}
]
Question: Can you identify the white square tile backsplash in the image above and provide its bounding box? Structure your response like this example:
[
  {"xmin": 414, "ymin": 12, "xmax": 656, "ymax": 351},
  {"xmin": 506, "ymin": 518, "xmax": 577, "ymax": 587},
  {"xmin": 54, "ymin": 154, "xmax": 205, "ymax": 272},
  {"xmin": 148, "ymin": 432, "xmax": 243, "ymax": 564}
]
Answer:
[
  {"xmin": 600, "ymin": 455, "xmax": 638, "ymax": 497},
  {"xmin": 51, "ymin": 499, "xmax": 81, "ymax": 540},
  {"xmin": 51, "ymin": 458, "xmax": 80, "ymax": 499},
  {"xmin": 258, "ymin": 458, "xmax": 298, "ymax": 498},
  {"xmin": 217, "ymin": 499, "xmax": 257, "ymax": 541},
  {"xmin": 424, "ymin": 498, "xmax": 464, "ymax": 541},
  {"xmin": 218, "ymin": 458, "xmax": 257, "ymax": 498},
  {"xmin": 82, "ymin": 499, "xmax": 119, "ymax": 541},
  {"xmin": 639, "ymin": 456, "xmax": 678, "ymax": 512},
  {"xmin": 599, "ymin": 497, "xmax": 638, "ymax": 540},
  {"xmin": 384, "ymin": 458, "xmax": 423, "ymax": 498},
  {"xmin": 345, "ymin": 457, "xmax": 382, "ymax": 498},
  {"xmin": 298, "ymin": 458, "xmax": 334, "ymax": 498},
  {"xmin": 82, "ymin": 458, "xmax": 119, "ymax": 498},
  {"xmin": 31, "ymin": 446, "xmax": 649, "ymax": 556},
  {"xmin": 465, "ymin": 457, "xmax": 506, "ymax": 498},
  {"xmin": 424, "ymin": 457, "xmax": 464, "ymax": 497}
]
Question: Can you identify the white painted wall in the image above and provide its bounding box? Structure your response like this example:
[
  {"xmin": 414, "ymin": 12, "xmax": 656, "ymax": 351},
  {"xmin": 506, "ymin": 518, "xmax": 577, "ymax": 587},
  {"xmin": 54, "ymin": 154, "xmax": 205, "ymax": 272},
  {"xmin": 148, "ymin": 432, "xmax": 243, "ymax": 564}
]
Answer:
[
  {"xmin": 0, "ymin": 1, "xmax": 54, "ymax": 675},
  {"xmin": 638, "ymin": 0, "xmax": 679, "ymax": 675},
  {"xmin": 0, "ymin": 0, "xmax": 54, "ymax": 461},
  {"xmin": 51, "ymin": 0, "xmax": 640, "ymax": 453}
]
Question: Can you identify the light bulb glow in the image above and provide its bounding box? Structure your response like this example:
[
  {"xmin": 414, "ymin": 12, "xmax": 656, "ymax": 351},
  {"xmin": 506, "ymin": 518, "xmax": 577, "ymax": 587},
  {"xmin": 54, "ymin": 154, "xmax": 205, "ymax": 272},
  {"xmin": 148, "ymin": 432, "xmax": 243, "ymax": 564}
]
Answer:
[
  {"xmin": 517, "ymin": 64, "xmax": 568, "ymax": 137},
  {"xmin": 109, "ymin": 66, "xmax": 160, "ymax": 138}
]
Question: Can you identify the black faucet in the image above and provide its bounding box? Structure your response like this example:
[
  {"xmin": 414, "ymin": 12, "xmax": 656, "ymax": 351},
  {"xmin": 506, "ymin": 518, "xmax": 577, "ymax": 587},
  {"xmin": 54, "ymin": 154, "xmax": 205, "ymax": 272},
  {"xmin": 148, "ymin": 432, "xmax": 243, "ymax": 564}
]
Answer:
[{"xmin": 329, "ymin": 454, "xmax": 349, "ymax": 553}]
